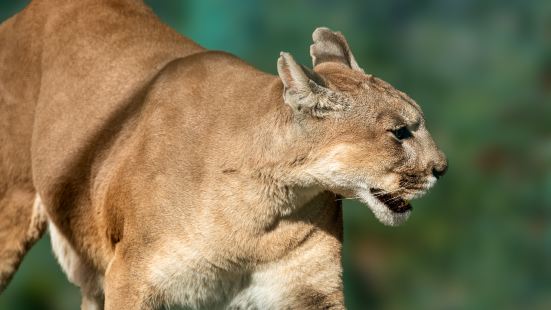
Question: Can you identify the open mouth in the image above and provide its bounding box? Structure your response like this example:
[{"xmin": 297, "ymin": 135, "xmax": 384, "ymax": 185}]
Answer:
[{"xmin": 369, "ymin": 188, "xmax": 412, "ymax": 213}]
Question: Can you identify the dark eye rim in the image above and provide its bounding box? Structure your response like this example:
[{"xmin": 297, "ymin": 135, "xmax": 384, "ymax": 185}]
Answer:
[{"xmin": 390, "ymin": 126, "xmax": 412, "ymax": 140}]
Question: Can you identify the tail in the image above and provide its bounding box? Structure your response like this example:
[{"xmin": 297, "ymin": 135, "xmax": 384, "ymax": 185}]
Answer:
[{"xmin": 0, "ymin": 190, "xmax": 47, "ymax": 292}]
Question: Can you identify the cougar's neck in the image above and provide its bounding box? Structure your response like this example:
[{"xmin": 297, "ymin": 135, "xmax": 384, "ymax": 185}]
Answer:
[{"xmin": 240, "ymin": 79, "xmax": 324, "ymax": 213}]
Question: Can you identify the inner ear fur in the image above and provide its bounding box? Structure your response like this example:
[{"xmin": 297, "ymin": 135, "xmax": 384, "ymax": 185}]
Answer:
[{"xmin": 310, "ymin": 27, "xmax": 364, "ymax": 73}]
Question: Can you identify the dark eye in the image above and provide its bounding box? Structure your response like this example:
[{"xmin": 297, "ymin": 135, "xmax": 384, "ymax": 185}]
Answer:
[{"xmin": 392, "ymin": 126, "xmax": 412, "ymax": 140}]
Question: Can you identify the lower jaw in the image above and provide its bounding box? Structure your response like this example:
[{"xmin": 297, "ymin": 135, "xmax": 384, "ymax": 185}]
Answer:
[
  {"xmin": 356, "ymin": 189, "xmax": 412, "ymax": 226},
  {"xmin": 388, "ymin": 201, "xmax": 412, "ymax": 213},
  {"xmin": 369, "ymin": 188, "xmax": 412, "ymax": 213}
]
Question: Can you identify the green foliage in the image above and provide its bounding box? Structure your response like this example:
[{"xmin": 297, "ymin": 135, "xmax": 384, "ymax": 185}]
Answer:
[{"xmin": 1, "ymin": 0, "xmax": 549, "ymax": 309}]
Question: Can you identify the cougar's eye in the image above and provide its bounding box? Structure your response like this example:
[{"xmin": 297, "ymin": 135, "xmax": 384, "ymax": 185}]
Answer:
[{"xmin": 392, "ymin": 126, "xmax": 412, "ymax": 140}]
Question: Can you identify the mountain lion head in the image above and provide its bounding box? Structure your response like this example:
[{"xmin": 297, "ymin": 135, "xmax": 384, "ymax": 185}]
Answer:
[{"xmin": 277, "ymin": 28, "xmax": 447, "ymax": 226}]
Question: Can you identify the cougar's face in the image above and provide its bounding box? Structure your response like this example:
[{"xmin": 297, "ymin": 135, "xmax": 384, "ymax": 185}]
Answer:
[
  {"xmin": 278, "ymin": 27, "xmax": 447, "ymax": 226},
  {"xmin": 305, "ymin": 73, "xmax": 448, "ymax": 226}
]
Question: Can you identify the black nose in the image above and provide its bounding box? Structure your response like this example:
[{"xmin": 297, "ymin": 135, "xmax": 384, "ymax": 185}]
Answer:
[{"xmin": 432, "ymin": 163, "xmax": 448, "ymax": 179}]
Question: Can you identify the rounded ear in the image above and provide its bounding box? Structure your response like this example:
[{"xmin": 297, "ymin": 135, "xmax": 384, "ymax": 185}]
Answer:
[
  {"xmin": 277, "ymin": 52, "xmax": 349, "ymax": 117},
  {"xmin": 310, "ymin": 27, "xmax": 364, "ymax": 73}
]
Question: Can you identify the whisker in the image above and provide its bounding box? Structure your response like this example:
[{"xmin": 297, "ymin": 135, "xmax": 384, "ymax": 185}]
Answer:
[{"xmin": 335, "ymin": 196, "xmax": 361, "ymax": 201}]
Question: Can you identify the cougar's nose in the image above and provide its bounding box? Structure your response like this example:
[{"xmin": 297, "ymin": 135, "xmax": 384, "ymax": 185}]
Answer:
[
  {"xmin": 431, "ymin": 156, "xmax": 448, "ymax": 179},
  {"xmin": 432, "ymin": 165, "xmax": 447, "ymax": 179}
]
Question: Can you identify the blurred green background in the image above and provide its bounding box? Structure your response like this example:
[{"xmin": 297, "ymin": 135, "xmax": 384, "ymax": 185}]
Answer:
[{"xmin": 1, "ymin": 0, "xmax": 550, "ymax": 309}]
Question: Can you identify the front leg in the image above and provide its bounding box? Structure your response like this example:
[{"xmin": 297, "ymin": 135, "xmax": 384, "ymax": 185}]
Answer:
[
  {"xmin": 229, "ymin": 231, "xmax": 344, "ymax": 310},
  {"xmin": 104, "ymin": 250, "xmax": 154, "ymax": 310}
]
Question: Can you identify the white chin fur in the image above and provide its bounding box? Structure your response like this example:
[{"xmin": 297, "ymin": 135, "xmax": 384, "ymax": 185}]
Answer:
[{"xmin": 357, "ymin": 190, "xmax": 411, "ymax": 226}]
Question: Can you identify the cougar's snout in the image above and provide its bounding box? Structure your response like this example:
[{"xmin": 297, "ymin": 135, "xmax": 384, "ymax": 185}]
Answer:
[{"xmin": 430, "ymin": 151, "xmax": 448, "ymax": 179}]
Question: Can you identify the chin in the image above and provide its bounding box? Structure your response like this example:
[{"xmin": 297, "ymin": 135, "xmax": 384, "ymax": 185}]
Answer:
[{"xmin": 357, "ymin": 188, "xmax": 412, "ymax": 226}]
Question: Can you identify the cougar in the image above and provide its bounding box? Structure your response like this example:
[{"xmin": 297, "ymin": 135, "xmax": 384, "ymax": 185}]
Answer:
[{"xmin": 0, "ymin": 0, "xmax": 447, "ymax": 309}]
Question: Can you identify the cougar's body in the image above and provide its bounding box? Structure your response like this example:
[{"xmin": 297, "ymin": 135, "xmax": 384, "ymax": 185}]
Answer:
[
  {"xmin": 1, "ymin": 1, "xmax": 344, "ymax": 308},
  {"xmin": 0, "ymin": 0, "xmax": 447, "ymax": 309}
]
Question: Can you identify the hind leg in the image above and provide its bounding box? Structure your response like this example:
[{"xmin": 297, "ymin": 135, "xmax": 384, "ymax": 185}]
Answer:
[
  {"xmin": 0, "ymin": 189, "xmax": 46, "ymax": 291},
  {"xmin": 49, "ymin": 218, "xmax": 105, "ymax": 309}
]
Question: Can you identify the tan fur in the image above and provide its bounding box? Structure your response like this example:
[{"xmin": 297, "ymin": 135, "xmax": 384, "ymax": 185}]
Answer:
[{"xmin": 0, "ymin": 0, "xmax": 446, "ymax": 309}]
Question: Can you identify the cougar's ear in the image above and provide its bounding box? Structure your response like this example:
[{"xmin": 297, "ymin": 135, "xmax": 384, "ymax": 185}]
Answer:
[
  {"xmin": 277, "ymin": 52, "xmax": 349, "ymax": 116},
  {"xmin": 310, "ymin": 27, "xmax": 364, "ymax": 72}
]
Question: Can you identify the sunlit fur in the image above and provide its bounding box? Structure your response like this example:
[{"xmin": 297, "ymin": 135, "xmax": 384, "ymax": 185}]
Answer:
[
  {"xmin": 281, "ymin": 59, "xmax": 447, "ymax": 226},
  {"xmin": 0, "ymin": 1, "xmax": 446, "ymax": 308}
]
